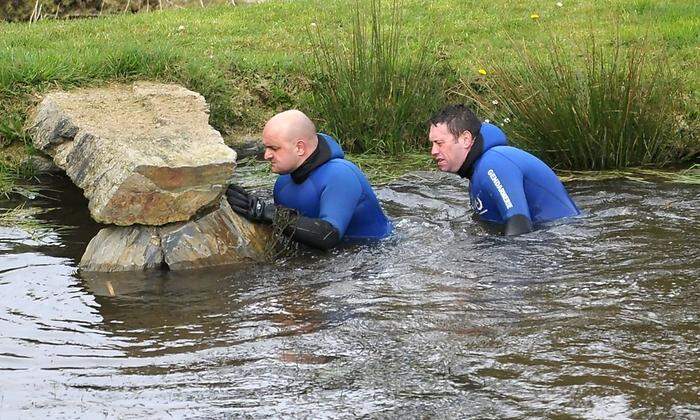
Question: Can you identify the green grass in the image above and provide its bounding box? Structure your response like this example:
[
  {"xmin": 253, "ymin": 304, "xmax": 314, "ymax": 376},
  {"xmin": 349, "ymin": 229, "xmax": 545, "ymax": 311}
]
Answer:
[
  {"xmin": 0, "ymin": 167, "xmax": 41, "ymax": 200},
  {"xmin": 0, "ymin": 0, "xmax": 697, "ymax": 174},
  {"xmin": 0, "ymin": 202, "xmax": 64, "ymax": 242},
  {"xmin": 347, "ymin": 152, "xmax": 434, "ymax": 185},
  {"xmin": 558, "ymin": 164, "xmax": 700, "ymax": 184},
  {"xmin": 675, "ymin": 163, "xmax": 700, "ymax": 184},
  {"xmin": 0, "ymin": 171, "xmax": 31, "ymax": 198},
  {"xmin": 0, "ymin": 203, "xmax": 40, "ymax": 229},
  {"xmin": 461, "ymin": 35, "xmax": 697, "ymax": 169},
  {"xmin": 308, "ymin": 0, "xmax": 447, "ymax": 155}
]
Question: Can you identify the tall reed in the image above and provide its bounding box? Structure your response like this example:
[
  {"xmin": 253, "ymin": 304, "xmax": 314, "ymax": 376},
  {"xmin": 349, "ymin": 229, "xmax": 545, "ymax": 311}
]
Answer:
[
  {"xmin": 461, "ymin": 36, "xmax": 695, "ymax": 170},
  {"xmin": 308, "ymin": 0, "xmax": 446, "ymax": 155}
]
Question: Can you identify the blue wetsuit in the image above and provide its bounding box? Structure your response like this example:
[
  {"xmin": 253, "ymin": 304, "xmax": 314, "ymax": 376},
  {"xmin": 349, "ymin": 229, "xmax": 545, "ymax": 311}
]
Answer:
[
  {"xmin": 457, "ymin": 123, "xmax": 579, "ymax": 228},
  {"xmin": 274, "ymin": 133, "xmax": 393, "ymax": 242}
]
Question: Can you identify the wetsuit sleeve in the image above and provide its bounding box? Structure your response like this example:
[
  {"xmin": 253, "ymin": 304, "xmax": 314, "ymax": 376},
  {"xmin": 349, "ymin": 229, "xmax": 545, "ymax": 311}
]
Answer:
[
  {"xmin": 281, "ymin": 214, "xmax": 340, "ymax": 250},
  {"xmin": 480, "ymin": 158, "xmax": 533, "ymax": 234},
  {"xmin": 504, "ymin": 214, "xmax": 533, "ymax": 235},
  {"xmin": 317, "ymin": 164, "xmax": 363, "ymax": 238},
  {"xmin": 270, "ymin": 173, "xmax": 347, "ymax": 250}
]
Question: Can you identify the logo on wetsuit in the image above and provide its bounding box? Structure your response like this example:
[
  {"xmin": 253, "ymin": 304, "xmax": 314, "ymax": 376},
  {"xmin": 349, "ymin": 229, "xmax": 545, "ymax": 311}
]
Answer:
[
  {"xmin": 487, "ymin": 169, "xmax": 513, "ymax": 209},
  {"xmin": 473, "ymin": 196, "xmax": 488, "ymax": 215}
]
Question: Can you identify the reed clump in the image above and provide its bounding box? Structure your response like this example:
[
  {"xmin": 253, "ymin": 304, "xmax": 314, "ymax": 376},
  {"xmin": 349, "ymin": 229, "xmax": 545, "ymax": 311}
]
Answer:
[
  {"xmin": 461, "ymin": 36, "xmax": 697, "ymax": 170},
  {"xmin": 308, "ymin": 0, "xmax": 447, "ymax": 155}
]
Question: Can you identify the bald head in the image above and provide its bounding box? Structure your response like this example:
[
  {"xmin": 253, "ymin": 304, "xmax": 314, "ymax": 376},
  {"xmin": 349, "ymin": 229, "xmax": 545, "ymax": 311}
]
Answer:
[
  {"xmin": 263, "ymin": 110, "xmax": 317, "ymax": 146},
  {"xmin": 262, "ymin": 110, "xmax": 319, "ymax": 174}
]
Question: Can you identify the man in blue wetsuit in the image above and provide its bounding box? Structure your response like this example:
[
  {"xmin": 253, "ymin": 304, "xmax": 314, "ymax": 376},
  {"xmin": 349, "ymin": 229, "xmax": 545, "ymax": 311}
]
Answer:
[
  {"xmin": 226, "ymin": 110, "xmax": 392, "ymax": 250},
  {"xmin": 428, "ymin": 104, "xmax": 579, "ymax": 235}
]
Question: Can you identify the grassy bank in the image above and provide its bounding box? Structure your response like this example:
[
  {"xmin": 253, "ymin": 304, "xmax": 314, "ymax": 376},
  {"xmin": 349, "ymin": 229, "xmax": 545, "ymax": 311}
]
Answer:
[{"xmin": 1, "ymin": 0, "xmax": 698, "ymax": 181}]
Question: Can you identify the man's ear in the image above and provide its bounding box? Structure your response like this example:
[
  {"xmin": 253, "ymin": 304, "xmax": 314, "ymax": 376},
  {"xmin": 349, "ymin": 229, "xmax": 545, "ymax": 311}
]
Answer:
[
  {"xmin": 295, "ymin": 139, "xmax": 305, "ymax": 156},
  {"xmin": 457, "ymin": 131, "xmax": 474, "ymax": 149}
]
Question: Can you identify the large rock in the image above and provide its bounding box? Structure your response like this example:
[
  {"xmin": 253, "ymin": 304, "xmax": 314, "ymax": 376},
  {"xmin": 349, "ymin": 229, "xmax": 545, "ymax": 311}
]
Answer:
[
  {"xmin": 160, "ymin": 199, "xmax": 270, "ymax": 270},
  {"xmin": 79, "ymin": 226, "xmax": 164, "ymax": 272},
  {"xmin": 80, "ymin": 198, "xmax": 272, "ymax": 272},
  {"xmin": 29, "ymin": 82, "xmax": 236, "ymax": 226}
]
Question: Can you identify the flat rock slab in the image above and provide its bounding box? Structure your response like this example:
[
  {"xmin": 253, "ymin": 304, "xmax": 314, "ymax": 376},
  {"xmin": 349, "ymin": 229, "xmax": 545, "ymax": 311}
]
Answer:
[
  {"xmin": 80, "ymin": 198, "xmax": 272, "ymax": 272},
  {"xmin": 30, "ymin": 82, "xmax": 236, "ymax": 226}
]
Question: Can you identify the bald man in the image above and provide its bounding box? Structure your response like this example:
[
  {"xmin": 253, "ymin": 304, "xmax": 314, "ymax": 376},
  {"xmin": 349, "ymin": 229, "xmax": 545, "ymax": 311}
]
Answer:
[{"xmin": 226, "ymin": 110, "xmax": 393, "ymax": 250}]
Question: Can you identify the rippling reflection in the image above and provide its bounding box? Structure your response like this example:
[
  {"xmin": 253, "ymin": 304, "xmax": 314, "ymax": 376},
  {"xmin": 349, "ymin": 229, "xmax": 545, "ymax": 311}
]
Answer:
[{"xmin": 0, "ymin": 173, "xmax": 698, "ymax": 418}]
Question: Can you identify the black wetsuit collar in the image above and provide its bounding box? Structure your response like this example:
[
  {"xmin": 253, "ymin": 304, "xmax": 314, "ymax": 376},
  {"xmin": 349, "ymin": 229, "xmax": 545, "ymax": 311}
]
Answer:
[
  {"xmin": 456, "ymin": 134, "xmax": 484, "ymax": 179},
  {"xmin": 291, "ymin": 134, "xmax": 332, "ymax": 184}
]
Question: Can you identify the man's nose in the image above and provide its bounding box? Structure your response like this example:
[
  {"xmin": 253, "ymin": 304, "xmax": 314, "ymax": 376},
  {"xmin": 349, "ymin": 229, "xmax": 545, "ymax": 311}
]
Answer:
[
  {"xmin": 264, "ymin": 149, "xmax": 272, "ymax": 160},
  {"xmin": 431, "ymin": 143, "xmax": 439, "ymax": 156}
]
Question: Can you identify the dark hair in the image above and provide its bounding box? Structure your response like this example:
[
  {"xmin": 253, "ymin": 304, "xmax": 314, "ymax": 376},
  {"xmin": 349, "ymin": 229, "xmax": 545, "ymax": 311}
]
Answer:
[{"xmin": 429, "ymin": 104, "xmax": 482, "ymax": 139}]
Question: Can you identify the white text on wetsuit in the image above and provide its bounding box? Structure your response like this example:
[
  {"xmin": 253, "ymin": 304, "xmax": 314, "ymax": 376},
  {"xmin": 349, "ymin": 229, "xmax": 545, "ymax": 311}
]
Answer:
[{"xmin": 487, "ymin": 169, "xmax": 513, "ymax": 210}]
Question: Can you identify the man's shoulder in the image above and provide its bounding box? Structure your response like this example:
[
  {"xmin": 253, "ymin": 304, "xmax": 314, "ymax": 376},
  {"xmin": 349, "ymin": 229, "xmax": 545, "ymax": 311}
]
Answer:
[
  {"xmin": 313, "ymin": 158, "xmax": 364, "ymax": 179},
  {"xmin": 275, "ymin": 173, "xmax": 293, "ymax": 185},
  {"xmin": 486, "ymin": 145, "xmax": 526, "ymax": 157},
  {"xmin": 308, "ymin": 158, "xmax": 373, "ymax": 197},
  {"xmin": 474, "ymin": 147, "xmax": 521, "ymax": 174}
]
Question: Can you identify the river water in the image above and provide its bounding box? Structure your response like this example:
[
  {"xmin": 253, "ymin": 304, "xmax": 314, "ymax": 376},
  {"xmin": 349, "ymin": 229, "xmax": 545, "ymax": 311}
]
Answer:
[{"xmin": 0, "ymin": 172, "xmax": 698, "ymax": 418}]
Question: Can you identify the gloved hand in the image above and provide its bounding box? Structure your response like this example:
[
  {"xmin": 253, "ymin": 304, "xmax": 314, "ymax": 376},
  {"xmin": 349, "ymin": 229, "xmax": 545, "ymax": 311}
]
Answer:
[{"xmin": 225, "ymin": 184, "xmax": 275, "ymax": 224}]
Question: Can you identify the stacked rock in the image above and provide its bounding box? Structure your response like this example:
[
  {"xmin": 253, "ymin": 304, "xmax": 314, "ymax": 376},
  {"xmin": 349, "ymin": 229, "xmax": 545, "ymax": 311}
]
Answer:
[{"xmin": 30, "ymin": 82, "xmax": 270, "ymax": 272}]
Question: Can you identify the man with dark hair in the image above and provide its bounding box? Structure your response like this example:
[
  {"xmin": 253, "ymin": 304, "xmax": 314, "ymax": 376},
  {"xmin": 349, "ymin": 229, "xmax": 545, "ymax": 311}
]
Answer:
[
  {"xmin": 226, "ymin": 110, "xmax": 393, "ymax": 250},
  {"xmin": 428, "ymin": 104, "xmax": 579, "ymax": 235}
]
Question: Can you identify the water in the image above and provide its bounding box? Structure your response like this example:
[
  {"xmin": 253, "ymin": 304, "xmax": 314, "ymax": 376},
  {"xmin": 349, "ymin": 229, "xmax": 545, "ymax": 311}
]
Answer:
[{"xmin": 1, "ymin": 172, "xmax": 698, "ymax": 418}]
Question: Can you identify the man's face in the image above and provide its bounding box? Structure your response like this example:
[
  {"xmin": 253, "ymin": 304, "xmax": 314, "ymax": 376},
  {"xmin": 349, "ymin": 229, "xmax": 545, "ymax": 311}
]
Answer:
[
  {"xmin": 263, "ymin": 133, "xmax": 302, "ymax": 174},
  {"xmin": 429, "ymin": 123, "xmax": 472, "ymax": 173}
]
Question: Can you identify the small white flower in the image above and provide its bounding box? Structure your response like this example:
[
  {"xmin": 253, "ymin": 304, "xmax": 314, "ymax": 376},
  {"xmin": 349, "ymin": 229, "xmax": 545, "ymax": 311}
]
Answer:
[
  {"xmin": 484, "ymin": 119, "xmax": 491, "ymax": 123},
  {"xmin": 504, "ymin": 117, "xmax": 511, "ymax": 124},
  {"xmin": 310, "ymin": 22, "xmax": 317, "ymax": 27},
  {"xmin": 177, "ymin": 25, "xmax": 185, "ymax": 31},
  {"xmin": 556, "ymin": 2, "xmax": 563, "ymax": 7},
  {"xmin": 492, "ymin": 99, "xmax": 499, "ymax": 105}
]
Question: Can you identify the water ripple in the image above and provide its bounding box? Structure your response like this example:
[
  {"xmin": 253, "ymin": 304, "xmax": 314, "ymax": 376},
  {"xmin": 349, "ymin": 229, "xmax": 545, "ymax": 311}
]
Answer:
[{"xmin": 0, "ymin": 174, "xmax": 697, "ymax": 418}]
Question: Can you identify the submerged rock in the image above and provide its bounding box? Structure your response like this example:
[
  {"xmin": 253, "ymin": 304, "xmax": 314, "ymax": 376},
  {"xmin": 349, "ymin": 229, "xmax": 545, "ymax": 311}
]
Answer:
[
  {"xmin": 79, "ymin": 199, "xmax": 272, "ymax": 272},
  {"xmin": 80, "ymin": 226, "xmax": 164, "ymax": 272},
  {"xmin": 160, "ymin": 198, "xmax": 271, "ymax": 270},
  {"xmin": 29, "ymin": 82, "xmax": 237, "ymax": 226}
]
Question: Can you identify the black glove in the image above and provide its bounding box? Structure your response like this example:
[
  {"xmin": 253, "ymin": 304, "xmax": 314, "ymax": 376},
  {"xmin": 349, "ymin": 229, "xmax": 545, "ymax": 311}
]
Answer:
[{"xmin": 225, "ymin": 184, "xmax": 275, "ymax": 224}]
